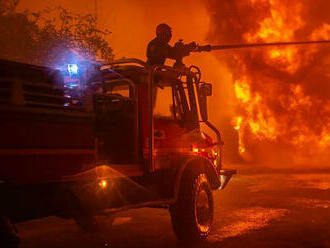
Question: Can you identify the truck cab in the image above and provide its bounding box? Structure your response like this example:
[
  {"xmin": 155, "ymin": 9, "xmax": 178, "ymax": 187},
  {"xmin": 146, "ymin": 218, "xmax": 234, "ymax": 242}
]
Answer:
[{"xmin": 0, "ymin": 58, "xmax": 235, "ymax": 245}]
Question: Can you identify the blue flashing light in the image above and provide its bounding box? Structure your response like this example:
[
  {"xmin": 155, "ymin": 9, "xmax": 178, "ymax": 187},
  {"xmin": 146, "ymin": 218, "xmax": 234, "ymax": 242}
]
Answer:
[{"xmin": 67, "ymin": 64, "xmax": 79, "ymax": 75}]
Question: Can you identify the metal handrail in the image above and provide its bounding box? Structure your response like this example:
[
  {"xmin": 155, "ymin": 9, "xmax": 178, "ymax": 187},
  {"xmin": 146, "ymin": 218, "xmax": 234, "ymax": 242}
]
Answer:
[
  {"xmin": 105, "ymin": 58, "xmax": 200, "ymax": 77},
  {"xmin": 106, "ymin": 58, "xmax": 147, "ymax": 68},
  {"xmin": 204, "ymin": 121, "xmax": 222, "ymax": 170},
  {"xmin": 190, "ymin": 72, "xmax": 222, "ymax": 170}
]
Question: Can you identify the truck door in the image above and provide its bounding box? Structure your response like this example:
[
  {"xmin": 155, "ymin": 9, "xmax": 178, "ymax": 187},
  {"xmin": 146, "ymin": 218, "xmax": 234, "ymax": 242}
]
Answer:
[
  {"xmin": 151, "ymin": 84, "xmax": 191, "ymax": 170},
  {"xmin": 94, "ymin": 80, "xmax": 139, "ymax": 165}
]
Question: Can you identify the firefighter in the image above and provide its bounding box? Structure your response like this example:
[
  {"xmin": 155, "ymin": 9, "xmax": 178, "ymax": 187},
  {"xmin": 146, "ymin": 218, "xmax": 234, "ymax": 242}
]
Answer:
[
  {"xmin": 146, "ymin": 23, "xmax": 197, "ymax": 66},
  {"xmin": 146, "ymin": 23, "xmax": 175, "ymax": 66}
]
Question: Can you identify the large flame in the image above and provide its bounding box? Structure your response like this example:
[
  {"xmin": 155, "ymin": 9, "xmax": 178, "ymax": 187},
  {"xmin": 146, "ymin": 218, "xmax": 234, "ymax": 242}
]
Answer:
[{"xmin": 210, "ymin": 0, "xmax": 330, "ymax": 165}]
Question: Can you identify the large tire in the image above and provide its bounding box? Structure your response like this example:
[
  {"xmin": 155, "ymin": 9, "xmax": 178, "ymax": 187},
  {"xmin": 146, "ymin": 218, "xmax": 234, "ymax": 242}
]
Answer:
[{"xmin": 170, "ymin": 167, "xmax": 214, "ymax": 242}]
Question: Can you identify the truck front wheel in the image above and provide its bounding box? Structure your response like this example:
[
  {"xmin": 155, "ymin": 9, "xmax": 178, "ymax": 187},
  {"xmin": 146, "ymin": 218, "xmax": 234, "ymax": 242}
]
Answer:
[{"xmin": 170, "ymin": 168, "xmax": 214, "ymax": 242}]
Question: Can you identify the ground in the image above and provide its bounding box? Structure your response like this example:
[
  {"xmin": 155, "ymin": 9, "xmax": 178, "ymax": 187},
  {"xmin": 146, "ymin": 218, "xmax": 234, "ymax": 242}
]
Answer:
[{"xmin": 17, "ymin": 167, "xmax": 330, "ymax": 248}]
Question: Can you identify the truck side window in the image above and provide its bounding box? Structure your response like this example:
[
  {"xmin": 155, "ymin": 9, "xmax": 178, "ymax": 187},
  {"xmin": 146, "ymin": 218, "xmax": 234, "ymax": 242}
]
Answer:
[
  {"xmin": 154, "ymin": 86, "xmax": 176, "ymax": 119},
  {"xmin": 105, "ymin": 82, "xmax": 131, "ymax": 98}
]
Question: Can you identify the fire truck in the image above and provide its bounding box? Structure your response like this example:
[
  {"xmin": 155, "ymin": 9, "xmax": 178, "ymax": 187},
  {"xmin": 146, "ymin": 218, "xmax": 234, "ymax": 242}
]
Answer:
[
  {"xmin": 2, "ymin": 39, "xmax": 328, "ymax": 246},
  {"xmin": 0, "ymin": 57, "xmax": 235, "ymax": 246}
]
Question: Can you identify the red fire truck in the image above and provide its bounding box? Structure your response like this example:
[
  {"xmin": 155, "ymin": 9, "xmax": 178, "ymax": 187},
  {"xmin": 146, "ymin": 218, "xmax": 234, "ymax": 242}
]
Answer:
[{"xmin": 0, "ymin": 58, "xmax": 235, "ymax": 246}]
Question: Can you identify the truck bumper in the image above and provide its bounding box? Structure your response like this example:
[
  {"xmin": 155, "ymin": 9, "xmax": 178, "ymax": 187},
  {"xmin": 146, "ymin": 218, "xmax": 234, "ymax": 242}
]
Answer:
[{"xmin": 218, "ymin": 169, "xmax": 236, "ymax": 190}]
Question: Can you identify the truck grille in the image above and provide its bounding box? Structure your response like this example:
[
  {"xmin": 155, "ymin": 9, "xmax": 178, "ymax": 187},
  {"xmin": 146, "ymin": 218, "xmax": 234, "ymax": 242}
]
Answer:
[{"xmin": 0, "ymin": 78, "xmax": 68, "ymax": 108}]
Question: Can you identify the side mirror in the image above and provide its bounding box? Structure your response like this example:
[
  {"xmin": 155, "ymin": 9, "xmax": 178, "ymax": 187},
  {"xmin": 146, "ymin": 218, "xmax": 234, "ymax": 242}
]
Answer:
[
  {"xmin": 199, "ymin": 83, "xmax": 212, "ymax": 121},
  {"xmin": 200, "ymin": 83, "xmax": 212, "ymax": 96}
]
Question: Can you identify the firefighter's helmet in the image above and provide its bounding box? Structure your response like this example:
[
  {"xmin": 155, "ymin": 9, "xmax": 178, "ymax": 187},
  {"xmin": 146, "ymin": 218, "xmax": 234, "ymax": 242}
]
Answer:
[{"xmin": 156, "ymin": 23, "xmax": 172, "ymax": 42}]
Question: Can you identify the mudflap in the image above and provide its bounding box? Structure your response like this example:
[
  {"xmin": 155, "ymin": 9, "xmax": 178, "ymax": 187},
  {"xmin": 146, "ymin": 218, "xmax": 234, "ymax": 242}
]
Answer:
[{"xmin": 218, "ymin": 169, "xmax": 236, "ymax": 190}]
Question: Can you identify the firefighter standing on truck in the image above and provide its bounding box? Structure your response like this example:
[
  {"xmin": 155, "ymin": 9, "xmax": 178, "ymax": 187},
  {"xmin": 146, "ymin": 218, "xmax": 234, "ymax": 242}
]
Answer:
[{"xmin": 146, "ymin": 23, "xmax": 196, "ymax": 66}]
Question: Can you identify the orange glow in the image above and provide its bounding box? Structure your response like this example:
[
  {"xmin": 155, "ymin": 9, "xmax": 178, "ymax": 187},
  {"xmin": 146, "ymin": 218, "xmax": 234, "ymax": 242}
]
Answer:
[
  {"xmin": 244, "ymin": 1, "xmax": 304, "ymax": 42},
  {"xmin": 232, "ymin": 116, "xmax": 245, "ymax": 153},
  {"xmin": 234, "ymin": 79, "xmax": 251, "ymax": 103},
  {"xmin": 244, "ymin": 1, "xmax": 304, "ymax": 74},
  {"xmin": 193, "ymin": 148, "xmax": 199, "ymax": 153},
  {"xmin": 311, "ymin": 23, "xmax": 330, "ymax": 40},
  {"xmin": 99, "ymin": 180, "xmax": 108, "ymax": 189},
  {"xmin": 229, "ymin": 0, "xmax": 330, "ymax": 164},
  {"xmin": 234, "ymin": 78, "xmax": 277, "ymax": 141}
]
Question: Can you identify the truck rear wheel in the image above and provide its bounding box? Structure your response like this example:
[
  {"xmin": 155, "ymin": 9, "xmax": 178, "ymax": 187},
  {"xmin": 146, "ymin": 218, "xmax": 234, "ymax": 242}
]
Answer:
[{"xmin": 170, "ymin": 168, "xmax": 213, "ymax": 242}]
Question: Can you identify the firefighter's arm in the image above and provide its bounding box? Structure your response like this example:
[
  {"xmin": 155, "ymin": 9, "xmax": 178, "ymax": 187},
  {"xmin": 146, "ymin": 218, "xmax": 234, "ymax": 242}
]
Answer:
[
  {"xmin": 167, "ymin": 42, "xmax": 198, "ymax": 60},
  {"xmin": 166, "ymin": 45, "xmax": 179, "ymax": 60}
]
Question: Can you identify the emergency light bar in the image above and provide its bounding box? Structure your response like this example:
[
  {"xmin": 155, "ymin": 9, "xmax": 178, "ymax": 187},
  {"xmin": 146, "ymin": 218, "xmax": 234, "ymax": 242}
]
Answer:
[{"xmin": 67, "ymin": 64, "xmax": 79, "ymax": 75}]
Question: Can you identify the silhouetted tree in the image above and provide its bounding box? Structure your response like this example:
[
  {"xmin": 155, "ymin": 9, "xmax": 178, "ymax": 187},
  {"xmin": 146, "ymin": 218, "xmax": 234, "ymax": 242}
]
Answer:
[
  {"xmin": 0, "ymin": 0, "xmax": 18, "ymax": 15},
  {"xmin": 0, "ymin": 1, "xmax": 113, "ymax": 66}
]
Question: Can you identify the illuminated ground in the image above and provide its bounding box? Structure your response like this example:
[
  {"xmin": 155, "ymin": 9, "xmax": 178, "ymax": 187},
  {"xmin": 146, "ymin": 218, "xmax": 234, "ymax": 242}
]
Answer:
[{"xmin": 18, "ymin": 169, "xmax": 330, "ymax": 248}]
